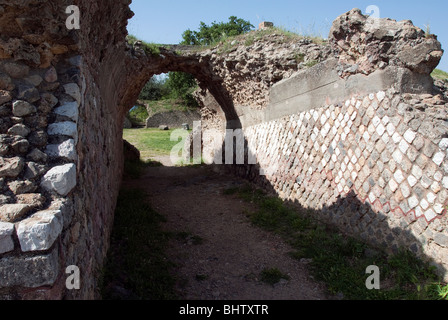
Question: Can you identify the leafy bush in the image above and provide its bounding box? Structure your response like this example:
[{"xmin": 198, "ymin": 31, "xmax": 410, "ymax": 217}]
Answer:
[
  {"xmin": 139, "ymin": 76, "xmax": 170, "ymax": 101},
  {"xmin": 165, "ymin": 72, "xmax": 198, "ymax": 107},
  {"xmin": 128, "ymin": 105, "xmax": 149, "ymax": 125},
  {"xmin": 181, "ymin": 16, "xmax": 254, "ymax": 46}
]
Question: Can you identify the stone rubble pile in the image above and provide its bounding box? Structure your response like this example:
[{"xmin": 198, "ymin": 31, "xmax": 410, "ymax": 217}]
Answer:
[{"xmin": 329, "ymin": 8, "xmax": 444, "ymax": 78}]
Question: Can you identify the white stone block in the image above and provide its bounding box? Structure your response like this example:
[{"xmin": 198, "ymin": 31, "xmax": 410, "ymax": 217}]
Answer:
[
  {"xmin": 0, "ymin": 222, "xmax": 14, "ymax": 254},
  {"xmin": 408, "ymin": 196, "xmax": 419, "ymax": 209},
  {"xmin": 398, "ymin": 139, "xmax": 409, "ymax": 154},
  {"xmin": 368, "ymin": 192, "xmax": 376, "ymax": 203},
  {"xmin": 439, "ymin": 138, "xmax": 448, "ymax": 151},
  {"xmin": 386, "ymin": 123, "xmax": 396, "ymax": 136},
  {"xmin": 442, "ymin": 176, "xmax": 448, "ymax": 189},
  {"xmin": 47, "ymin": 121, "xmax": 77, "ymax": 139},
  {"xmin": 392, "ymin": 132, "xmax": 401, "ymax": 144},
  {"xmin": 54, "ymin": 101, "xmax": 79, "ymax": 122},
  {"xmin": 433, "ymin": 152, "xmax": 445, "ymax": 166},
  {"xmin": 394, "ymin": 170, "xmax": 405, "ymax": 184},
  {"xmin": 427, "ymin": 192, "xmax": 437, "ymax": 204},
  {"xmin": 434, "ymin": 171, "xmax": 443, "ymax": 182},
  {"xmin": 403, "ymin": 129, "xmax": 417, "ymax": 144},
  {"xmin": 415, "ymin": 206, "xmax": 424, "ymax": 218},
  {"xmin": 320, "ymin": 114, "xmax": 327, "ymax": 126},
  {"xmin": 46, "ymin": 139, "xmax": 77, "ymax": 161},
  {"xmin": 376, "ymin": 123, "xmax": 385, "ymax": 136},
  {"xmin": 434, "ymin": 203, "xmax": 444, "ymax": 214},
  {"xmin": 392, "ymin": 150, "xmax": 403, "ymax": 163},
  {"xmin": 40, "ymin": 164, "xmax": 77, "ymax": 196},
  {"xmin": 424, "ymin": 209, "xmax": 437, "ymax": 222},
  {"xmin": 63, "ymin": 83, "xmax": 81, "ymax": 104},
  {"xmin": 372, "ymin": 116, "xmax": 381, "ymax": 128},
  {"xmin": 363, "ymin": 131, "xmax": 370, "ymax": 142},
  {"xmin": 376, "ymin": 91, "xmax": 386, "ymax": 102},
  {"xmin": 412, "ymin": 165, "xmax": 423, "ymax": 180},
  {"xmin": 17, "ymin": 210, "xmax": 63, "ymax": 252},
  {"xmin": 408, "ymin": 175, "xmax": 418, "ymax": 187},
  {"xmin": 389, "ymin": 179, "xmax": 398, "ymax": 192},
  {"xmin": 420, "ymin": 199, "xmax": 429, "ymax": 210}
]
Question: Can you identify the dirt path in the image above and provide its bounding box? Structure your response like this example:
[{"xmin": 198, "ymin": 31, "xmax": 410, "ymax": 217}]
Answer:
[{"xmin": 125, "ymin": 160, "xmax": 332, "ymax": 300}]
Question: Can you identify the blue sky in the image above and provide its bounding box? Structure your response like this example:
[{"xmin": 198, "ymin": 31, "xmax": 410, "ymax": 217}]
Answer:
[{"xmin": 128, "ymin": 0, "xmax": 448, "ymax": 71}]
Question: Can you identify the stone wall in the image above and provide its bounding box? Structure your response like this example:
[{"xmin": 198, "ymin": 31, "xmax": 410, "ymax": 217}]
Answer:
[
  {"xmin": 146, "ymin": 109, "xmax": 201, "ymax": 129},
  {"xmin": 231, "ymin": 88, "xmax": 448, "ymax": 279},
  {"xmin": 0, "ymin": 0, "xmax": 136, "ymax": 299},
  {"xmin": 0, "ymin": 0, "xmax": 83, "ymax": 299},
  {"xmin": 212, "ymin": 10, "xmax": 448, "ymax": 280}
]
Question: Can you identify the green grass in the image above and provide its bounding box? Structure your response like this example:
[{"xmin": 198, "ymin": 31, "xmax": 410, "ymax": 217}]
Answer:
[
  {"xmin": 432, "ymin": 68, "xmax": 448, "ymax": 82},
  {"xmin": 304, "ymin": 60, "xmax": 319, "ymax": 68},
  {"xmin": 126, "ymin": 34, "xmax": 161, "ymax": 56},
  {"xmin": 123, "ymin": 128, "xmax": 190, "ymax": 160},
  {"xmin": 224, "ymin": 184, "xmax": 448, "ymax": 300},
  {"xmin": 100, "ymin": 187, "xmax": 177, "ymax": 300}
]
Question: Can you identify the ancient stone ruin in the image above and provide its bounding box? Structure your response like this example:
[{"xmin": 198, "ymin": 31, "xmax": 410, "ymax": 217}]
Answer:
[{"xmin": 0, "ymin": 0, "xmax": 447, "ymax": 299}]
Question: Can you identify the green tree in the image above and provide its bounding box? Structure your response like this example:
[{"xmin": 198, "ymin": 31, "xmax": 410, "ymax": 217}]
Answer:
[
  {"xmin": 166, "ymin": 72, "xmax": 198, "ymax": 107},
  {"xmin": 181, "ymin": 16, "xmax": 254, "ymax": 45},
  {"xmin": 139, "ymin": 76, "xmax": 169, "ymax": 101}
]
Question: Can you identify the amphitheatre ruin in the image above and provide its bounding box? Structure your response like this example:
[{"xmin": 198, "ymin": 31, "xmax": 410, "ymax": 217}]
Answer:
[{"xmin": 0, "ymin": 0, "xmax": 447, "ymax": 299}]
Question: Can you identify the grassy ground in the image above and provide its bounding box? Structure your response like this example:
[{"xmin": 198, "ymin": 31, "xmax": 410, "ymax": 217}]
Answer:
[
  {"xmin": 145, "ymin": 98, "xmax": 197, "ymax": 115},
  {"xmin": 123, "ymin": 128, "xmax": 190, "ymax": 161},
  {"xmin": 100, "ymin": 187, "xmax": 178, "ymax": 300},
  {"xmin": 224, "ymin": 184, "xmax": 448, "ymax": 300}
]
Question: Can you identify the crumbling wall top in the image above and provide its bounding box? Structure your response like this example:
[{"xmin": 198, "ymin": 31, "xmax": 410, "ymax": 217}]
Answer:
[{"xmin": 329, "ymin": 8, "xmax": 444, "ymax": 78}]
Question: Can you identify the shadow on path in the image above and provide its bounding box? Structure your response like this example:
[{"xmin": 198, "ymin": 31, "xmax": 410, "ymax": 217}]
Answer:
[{"xmin": 120, "ymin": 162, "xmax": 333, "ymax": 300}]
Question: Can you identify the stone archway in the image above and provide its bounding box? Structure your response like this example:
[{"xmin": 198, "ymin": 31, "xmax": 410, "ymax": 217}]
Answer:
[{"xmin": 118, "ymin": 45, "xmax": 240, "ymax": 129}]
